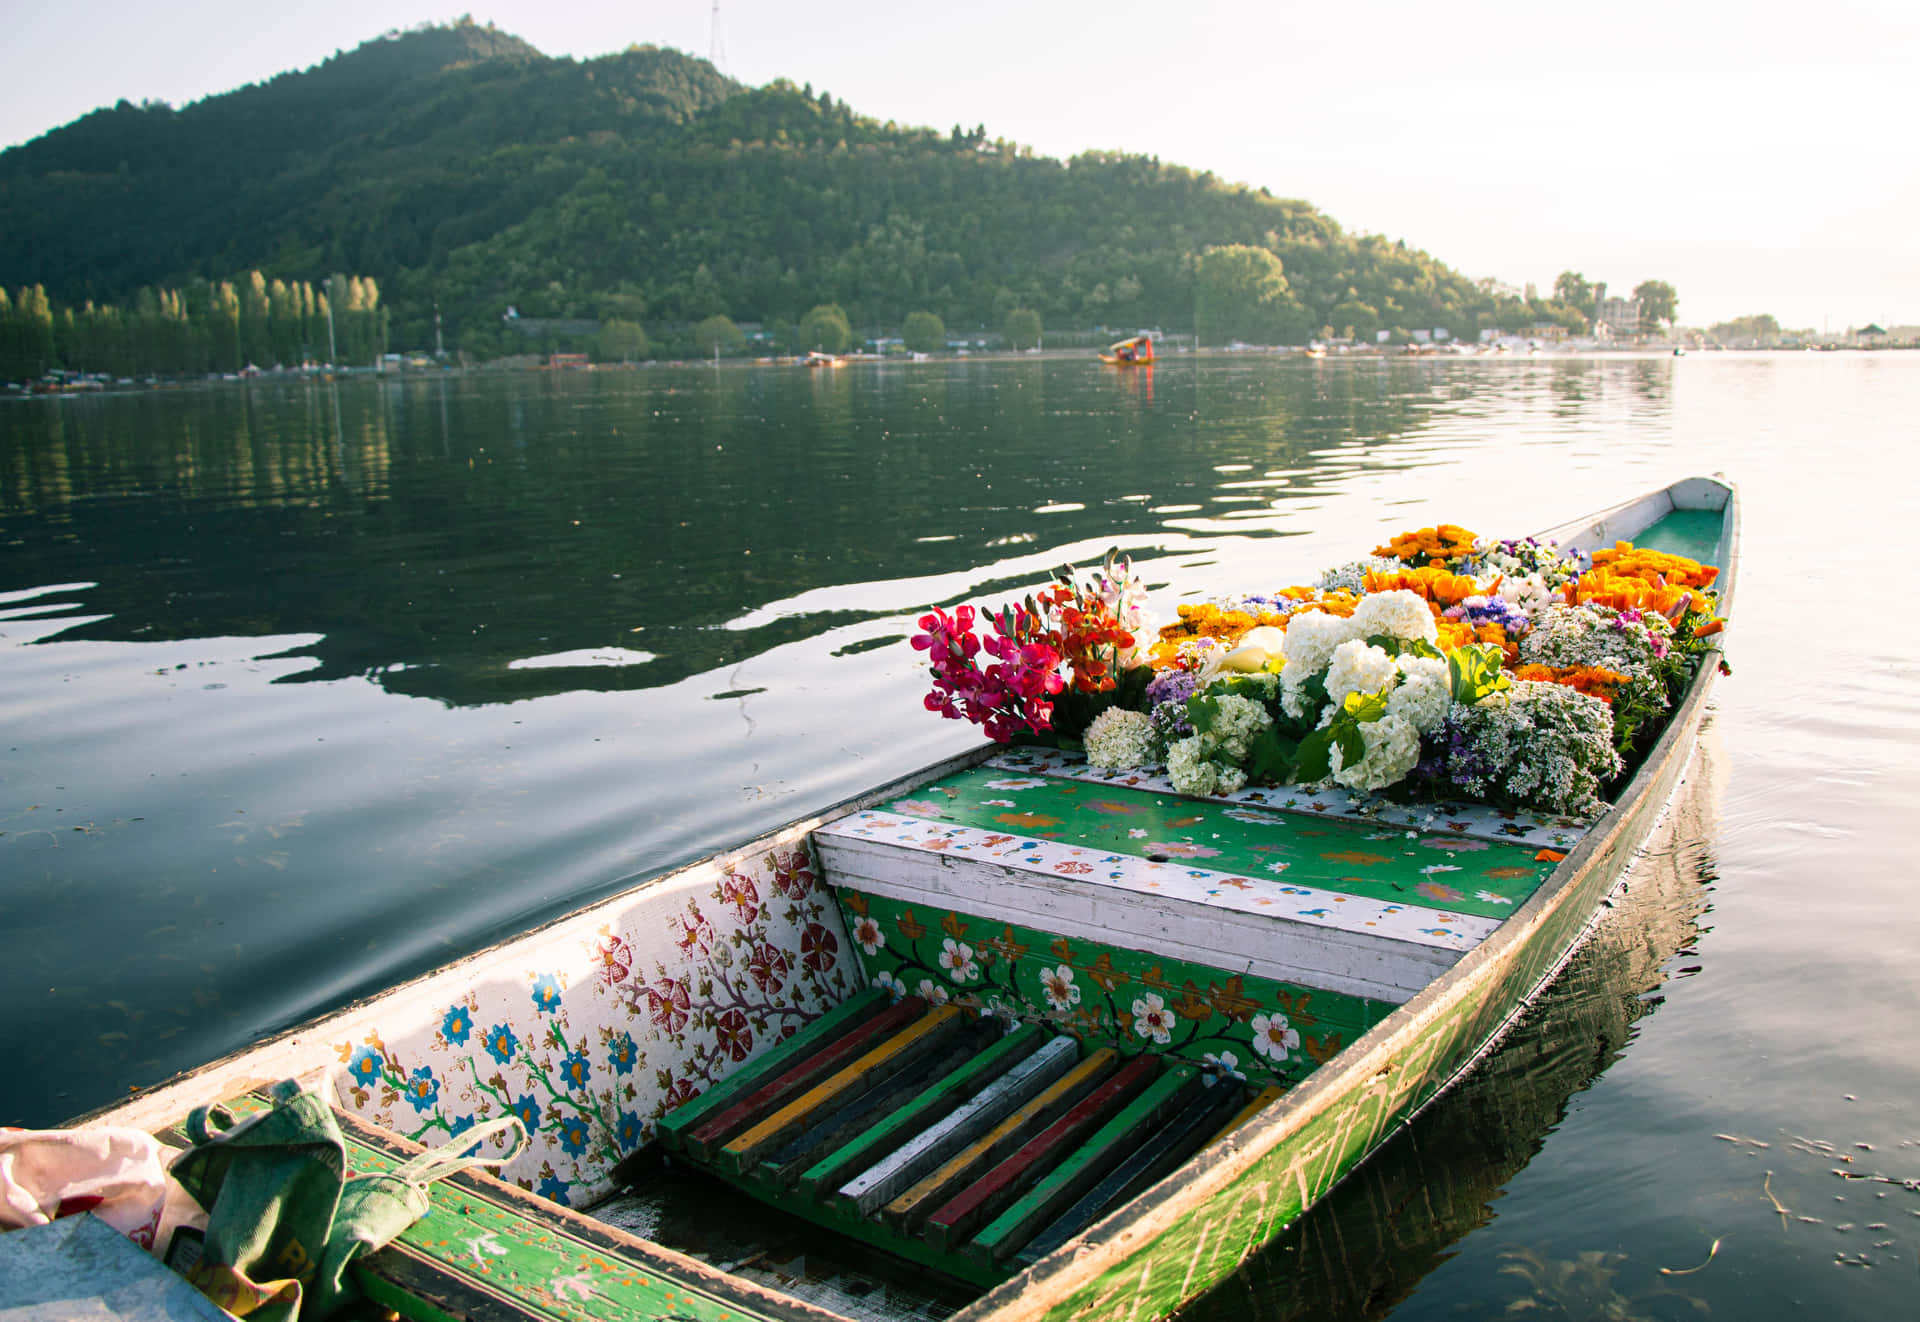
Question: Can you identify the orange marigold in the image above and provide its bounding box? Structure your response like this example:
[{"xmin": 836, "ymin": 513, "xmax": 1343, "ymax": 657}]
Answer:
[
  {"xmin": 1512, "ymin": 663, "xmax": 1632, "ymax": 706},
  {"xmin": 1364, "ymin": 565, "xmax": 1479, "ymax": 608},
  {"xmin": 1373, "ymin": 523, "xmax": 1479, "ymax": 566}
]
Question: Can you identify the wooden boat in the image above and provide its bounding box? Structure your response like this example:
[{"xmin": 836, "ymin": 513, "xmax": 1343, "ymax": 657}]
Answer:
[
  {"xmin": 73, "ymin": 477, "xmax": 1735, "ymax": 1322},
  {"xmin": 1098, "ymin": 335, "xmax": 1154, "ymax": 366}
]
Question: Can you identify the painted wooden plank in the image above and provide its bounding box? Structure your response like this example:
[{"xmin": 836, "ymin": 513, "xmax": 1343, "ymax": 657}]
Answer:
[
  {"xmin": 880, "ymin": 1048, "xmax": 1119, "ymax": 1232},
  {"xmin": 966, "ymin": 1062, "xmax": 1205, "ymax": 1265},
  {"xmin": 797, "ymin": 1021, "xmax": 1048, "ymax": 1200},
  {"xmin": 1209, "ymin": 1082, "xmax": 1289, "ymax": 1146},
  {"xmin": 922, "ymin": 1054, "xmax": 1163, "ymax": 1254},
  {"xmin": 837, "ymin": 1036, "xmax": 1081, "ymax": 1218},
  {"xmin": 323, "ymin": 1102, "xmax": 827, "ymax": 1322},
  {"xmin": 1013, "ymin": 1076, "xmax": 1249, "ymax": 1268},
  {"xmin": 818, "ymin": 832, "xmax": 1455, "ymax": 1003},
  {"xmin": 840, "ymin": 766, "xmax": 1559, "ymax": 916},
  {"xmin": 719, "ymin": 1004, "xmax": 967, "ymax": 1173},
  {"xmin": 655, "ymin": 984, "xmax": 889, "ymax": 1151},
  {"xmin": 817, "ymin": 816, "xmax": 1505, "ymax": 951},
  {"xmin": 984, "ymin": 747, "xmax": 1592, "ymax": 851},
  {"xmin": 753, "ymin": 1017, "xmax": 1001, "ymax": 1188},
  {"xmin": 681, "ymin": 995, "xmax": 929, "ymax": 1161}
]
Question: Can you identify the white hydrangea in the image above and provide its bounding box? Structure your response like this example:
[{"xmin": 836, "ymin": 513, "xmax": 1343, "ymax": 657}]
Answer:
[
  {"xmin": 1166, "ymin": 736, "xmax": 1249, "ymax": 797},
  {"xmin": 1349, "ymin": 589, "xmax": 1439, "ymax": 644},
  {"xmin": 1084, "ymin": 707, "xmax": 1157, "ymax": 770},
  {"xmin": 1205, "ymin": 693, "xmax": 1273, "ymax": 761},
  {"xmin": 1279, "ymin": 610, "xmax": 1360, "ymax": 678},
  {"xmin": 1386, "ymin": 655, "xmax": 1451, "ymax": 733},
  {"xmin": 1281, "ymin": 670, "xmax": 1320, "ymax": 721},
  {"xmin": 1329, "ymin": 713, "xmax": 1423, "ymax": 792},
  {"xmin": 1323, "ymin": 639, "xmax": 1397, "ymax": 709}
]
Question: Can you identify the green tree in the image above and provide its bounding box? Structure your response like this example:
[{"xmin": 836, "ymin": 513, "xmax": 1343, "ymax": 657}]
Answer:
[
  {"xmin": 797, "ymin": 303, "xmax": 852, "ymax": 353},
  {"xmin": 1003, "ymin": 307, "xmax": 1043, "ymax": 350},
  {"xmin": 595, "ymin": 318, "xmax": 650, "ymax": 362},
  {"xmin": 1631, "ymin": 280, "xmax": 1677, "ymax": 329},
  {"xmin": 1195, "ymin": 245, "xmax": 1302, "ymax": 345},
  {"xmin": 902, "ymin": 310, "xmax": 945, "ymax": 354},
  {"xmin": 693, "ymin": 313, "xmax": 745, "ymax": 358},
  {"xmin": 1552, "ymin": 272, "xmax": 1595, "ymax": 317}
]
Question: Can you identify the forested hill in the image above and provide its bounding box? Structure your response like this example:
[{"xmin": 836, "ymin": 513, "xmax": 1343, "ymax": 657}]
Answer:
[{"xmin": 0, "ymin": 20, "xmax": 1577, "ymax": 354}]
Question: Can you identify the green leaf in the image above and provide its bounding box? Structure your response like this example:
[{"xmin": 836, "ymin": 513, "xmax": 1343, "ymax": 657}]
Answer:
[
  {"xmin": 1343, "ymin": 690, "xmax": 1389, "ymax": 723},
  {"xmin": 1335, "ymin": 723, "xmax": 1365, "ymax": 769},
  {"xmin": 1364, "ymin": 633, "xmax": 1442, "ymax": 661},
  {"xmin": 1246, "ymin": 726, "xmax": 1299, "ymax": 785},
  {"xmin": 1187, "ymin": 693, "xmax": 1222, "ymax": 737},
  {"xmin": 1295, "ymin": 728, "xmax": 1335, "ymax": 783},
  {"xmin": 1448, "ymin": 643, "xmax": 1511, "ymax": 705}
]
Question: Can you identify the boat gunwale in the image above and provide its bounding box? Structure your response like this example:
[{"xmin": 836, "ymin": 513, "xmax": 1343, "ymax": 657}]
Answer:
[{"xmin": 949, "ymin": 475, "xmax": 1738, "ymax": 1321}]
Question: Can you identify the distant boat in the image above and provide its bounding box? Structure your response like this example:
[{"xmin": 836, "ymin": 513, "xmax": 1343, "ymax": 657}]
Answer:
[
  {"xmin": 1099, "ymin": 334, "xmax": 1154, "ymax": 366},
  {"xmin": 1673, "ymin": 347, "xmax": 1686, "ymax": 357},
  {"xmin": 805, "ymin": 351, "xmax": 847, "ymax": 368},
  {"xmin": 1303, "ymin": 344, "xmax": 1327, "ymax": 359}
]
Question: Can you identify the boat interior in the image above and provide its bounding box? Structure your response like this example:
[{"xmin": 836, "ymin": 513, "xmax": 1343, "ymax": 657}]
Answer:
[{"xmin": 100, "ymin": 480, "xmax": 1734, "ymax": 1322}]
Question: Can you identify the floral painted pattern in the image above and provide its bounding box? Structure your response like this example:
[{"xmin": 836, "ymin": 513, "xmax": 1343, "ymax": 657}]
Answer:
[
  {"xmin": 329, "ymin": 844, "xmax": 859, "ymax": 1207},
  {"xmin": 834, "ymin": 888, "xmax": 1391, "ymax": 1091}
]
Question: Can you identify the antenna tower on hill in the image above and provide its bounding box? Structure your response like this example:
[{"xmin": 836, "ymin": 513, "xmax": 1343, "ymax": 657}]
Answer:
[{"xmin": 710, "ymin": 0, "xmax": 727, "ymax": 74}]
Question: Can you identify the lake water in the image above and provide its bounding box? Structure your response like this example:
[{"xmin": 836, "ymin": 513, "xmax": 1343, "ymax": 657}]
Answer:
[{"xmin": 4, "ymin": 353, "xmax": 1916, "ymax": 1318}]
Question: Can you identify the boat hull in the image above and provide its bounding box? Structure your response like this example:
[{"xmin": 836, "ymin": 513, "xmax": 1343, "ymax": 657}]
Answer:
[{"xmin": 952, "ymin": 482, "xmax": 1736, "ymax": 1321}]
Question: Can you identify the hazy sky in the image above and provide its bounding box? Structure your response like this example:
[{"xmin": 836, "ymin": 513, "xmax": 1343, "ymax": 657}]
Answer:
[{"xmin": 6, "ymin": 0, "xmax": 1915, "ymax": 330}]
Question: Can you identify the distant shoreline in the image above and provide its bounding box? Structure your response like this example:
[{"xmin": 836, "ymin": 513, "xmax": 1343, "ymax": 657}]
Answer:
[{"xmin": 6, "ymin": 343, "xmax": 1907, "ymax": 399}]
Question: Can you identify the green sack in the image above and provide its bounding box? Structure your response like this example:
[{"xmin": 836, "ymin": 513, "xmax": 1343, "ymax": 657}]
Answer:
[{"xmin": 167, "ymin": 1078, "xmax": 525, "ymax": 1321}]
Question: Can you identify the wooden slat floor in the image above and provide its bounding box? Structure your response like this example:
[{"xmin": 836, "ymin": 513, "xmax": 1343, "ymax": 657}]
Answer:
[{"xmin": 657, "ymin": 995, "xmax": 1273, "ymax": 1286}]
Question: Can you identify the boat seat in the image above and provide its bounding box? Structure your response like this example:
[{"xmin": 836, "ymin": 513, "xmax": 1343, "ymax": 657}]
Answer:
[
  {"xmin": 655, "ymin": 992, "xmax": 1275, "ymax": 1287},
  {"xmin": 812, "ymin": 757, "xmax": 1568, "ymax": 1003}
]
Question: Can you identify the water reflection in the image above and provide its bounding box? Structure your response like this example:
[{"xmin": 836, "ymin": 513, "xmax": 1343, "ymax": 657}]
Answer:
[{"xmin": 1, "ymin": 362, "xmax": 1490, "ymax": 706}]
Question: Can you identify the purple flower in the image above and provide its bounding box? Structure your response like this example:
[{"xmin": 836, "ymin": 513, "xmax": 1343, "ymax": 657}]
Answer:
[{"xmin": 1145, "ymin": 669, "xmax": 1202, "ymax": 709}]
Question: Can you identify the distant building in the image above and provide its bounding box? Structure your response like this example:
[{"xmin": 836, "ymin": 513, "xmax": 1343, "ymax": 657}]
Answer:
[{"xmin": 1591, "ymin": 282, "xmax": 1642, "ymax": 341}]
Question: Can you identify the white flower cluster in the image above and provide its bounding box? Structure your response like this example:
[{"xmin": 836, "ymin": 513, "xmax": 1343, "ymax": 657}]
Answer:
[
  {"xmin": 1384, "ymin": 655, "xmax": 1451, "ymax": 733},
  {"xmin": 1167, "ymin": 735, "xmax": 1248, "ymax": 797},
  {"xmin": 1084, "ymin": 707, "xmax": 1159, "ymax": 769},
  {"xmin": 1324, "ymin": 639, "xmax": 1398, "ymax": 709},
  {"xmin": 1520, "ymin": 604, "xmax": 1669, "ymax": 714},
  {"xmin": 1166, "ymin": 693, "xmax": 1271, "ymax": 796},
  {"xmin": 1444, "ymin": 681, "xmax": 1622, "ymax": 818},
  {"xmin": 1329, "ymin": 712, "xmax": 1423, "ymax": 791},
  {"xmin": 1279, "ymin": 610, "xmax": 1359, "ymax": 676},
  {"xmin": 1349, "ymin": 589, "xmax": 1440, "ymax": 645}
]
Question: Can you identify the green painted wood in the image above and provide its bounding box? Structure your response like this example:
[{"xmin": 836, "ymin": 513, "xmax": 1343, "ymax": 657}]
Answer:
[
  {"xmin": 922, "ymin": 1055, "xmax": 1160, "ymax": 1253},
  {"xmin": 682, "ymin": 995, "xmax": 928, "ymax": 1161},
  {"xmin": 756, "ymin": 1018, "xmax": 1000, "ymax": 1189},
  {"xmin": 176, "ymin": 1095, "xmax": 806, "ymax": 1322},
  {"xmin": 654, "ymin": 984, "xmax": 889, "ymax": 1151},
  {"xmin": 1609, "ymin": 507, "xmax": 1724, "ymax": 565},
  {"xmin": 877, "ymin": 765, "xmax": 1555, "ymax": 918},
  {"xmin": 797, "ymin": 1021, "xmax": 1047, "ymax": 1200},
  {"xmin": 835, "ymin": 890, "xmax": 1389, "ymax": 1093},
  {"xmin": 968, "ymin": 1063, "xmax": 1204, "ymax": 1265},
  {"xmin": 1014, "ymin": 1077, "xmax": 1247, "ymax": 1268},
  {"xmin": 694, "ymin": 1160, "xmax": 1011, "ymax": 1292}
]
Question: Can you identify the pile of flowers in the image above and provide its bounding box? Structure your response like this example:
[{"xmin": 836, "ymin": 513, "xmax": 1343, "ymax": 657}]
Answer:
[{"xmin": 912, "ymin": 524, "xmax": 1727, "ymax": 819}]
